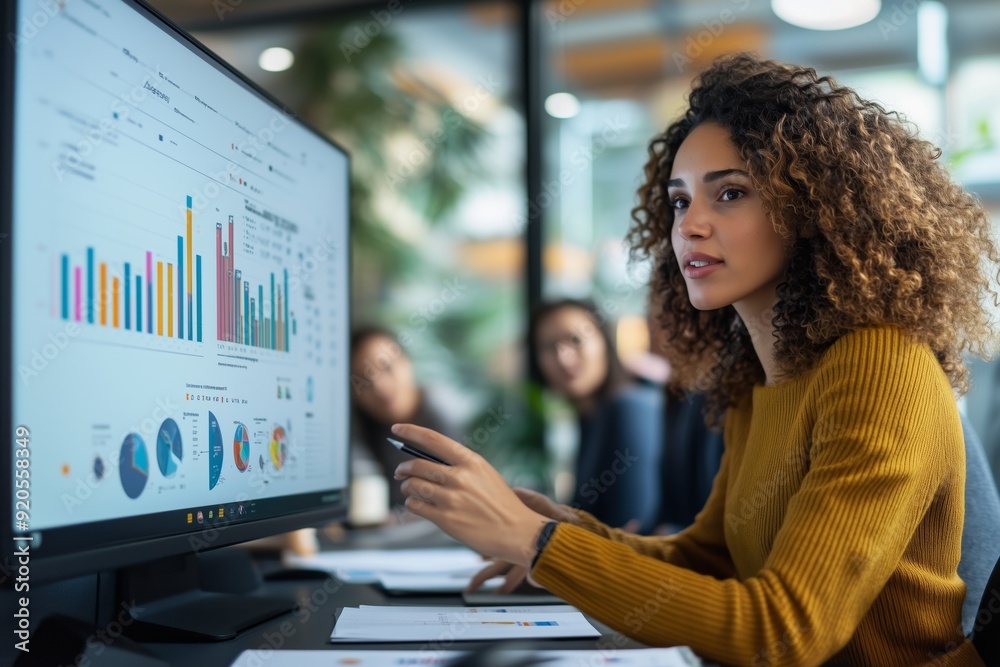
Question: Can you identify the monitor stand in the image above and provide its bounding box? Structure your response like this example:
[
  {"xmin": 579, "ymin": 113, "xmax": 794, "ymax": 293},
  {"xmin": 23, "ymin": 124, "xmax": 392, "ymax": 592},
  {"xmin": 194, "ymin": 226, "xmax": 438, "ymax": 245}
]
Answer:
[{"xmin": 118, "ymin": 549, "xmax": 296, "ymax": 642}]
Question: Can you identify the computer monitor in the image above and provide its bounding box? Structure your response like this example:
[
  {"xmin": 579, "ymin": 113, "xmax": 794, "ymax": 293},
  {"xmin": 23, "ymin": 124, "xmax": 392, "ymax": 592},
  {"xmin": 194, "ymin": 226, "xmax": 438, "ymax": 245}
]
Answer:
[{"xmin": 0, "ymin": 0, "xmax": 350, "ymax": 622}]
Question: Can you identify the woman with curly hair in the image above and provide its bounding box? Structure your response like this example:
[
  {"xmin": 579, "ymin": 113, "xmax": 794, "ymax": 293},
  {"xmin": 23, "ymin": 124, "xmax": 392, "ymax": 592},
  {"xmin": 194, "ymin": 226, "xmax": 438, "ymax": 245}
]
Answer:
[{"xmin": 390, "ymin": 53, "xmax": 998, "ymax": 665}]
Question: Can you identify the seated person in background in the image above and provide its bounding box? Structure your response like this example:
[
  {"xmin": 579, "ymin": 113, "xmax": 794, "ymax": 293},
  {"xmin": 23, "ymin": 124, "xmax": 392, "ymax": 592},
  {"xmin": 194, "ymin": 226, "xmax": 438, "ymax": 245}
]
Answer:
[
  {"xmin": 532, "ymin": 299, "xmax": 724, "ymax": 535},
  {"xmin": 530, "ymin": 299, "xmax": 663, "ymax": 533},
  {"xmin": 657, "ymin": 390, "xmax": 724, "ymax": 534},
  {"xmin": 349, "ymin": 326, "xmax": 462, "ymax": 515},
  {"xmin": 645, "ymin": 307, "xmax": 725, "ymax": 534}
]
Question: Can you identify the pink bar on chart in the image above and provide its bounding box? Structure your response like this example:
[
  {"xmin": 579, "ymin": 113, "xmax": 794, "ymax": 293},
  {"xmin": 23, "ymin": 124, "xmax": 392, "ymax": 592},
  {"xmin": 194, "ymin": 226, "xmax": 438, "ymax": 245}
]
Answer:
[
  {"xmin": 216, "ymin": 224, "xmax": 222, "ymax": 340},
  {"xmin": 228, "ymin": 218, "xmax": 234, "ymax": 343},
  {"xmin": 74, "ymin": 267, "xmax": 82, "ymax": 321}
]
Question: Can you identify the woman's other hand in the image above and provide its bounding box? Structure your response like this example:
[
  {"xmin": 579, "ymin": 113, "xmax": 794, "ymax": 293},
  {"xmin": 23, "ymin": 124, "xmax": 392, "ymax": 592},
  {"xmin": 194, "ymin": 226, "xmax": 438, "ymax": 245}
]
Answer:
[{"xmin": 465, "ymin": 559, "xmax": 533, "ymax": 594}]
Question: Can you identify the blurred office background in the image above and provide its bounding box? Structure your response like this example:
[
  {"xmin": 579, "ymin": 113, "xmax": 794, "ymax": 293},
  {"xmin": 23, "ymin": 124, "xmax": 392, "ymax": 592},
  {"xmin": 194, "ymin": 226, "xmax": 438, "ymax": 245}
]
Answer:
[{"xmin": 149, "ymin": 0, "xmax": 1000, "ymax": 495}]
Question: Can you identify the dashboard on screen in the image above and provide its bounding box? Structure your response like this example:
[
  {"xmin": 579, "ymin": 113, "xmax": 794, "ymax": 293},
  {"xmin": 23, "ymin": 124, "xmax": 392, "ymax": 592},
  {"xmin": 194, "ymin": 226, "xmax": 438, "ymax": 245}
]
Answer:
[{"xmin": 6, "ymin": 0, "xmax": 350, "ymax": 564}]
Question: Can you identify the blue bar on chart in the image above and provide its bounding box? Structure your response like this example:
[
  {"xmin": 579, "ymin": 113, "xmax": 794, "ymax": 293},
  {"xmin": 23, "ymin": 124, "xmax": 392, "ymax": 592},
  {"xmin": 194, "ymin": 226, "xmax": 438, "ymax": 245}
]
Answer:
[
  {"xmin": 124, "ymin": 263, "xmax": 131, "ymax": 330},
  {"xmin": 60, "ymin": 254, "xmax": 69, "ymax": 320},
  {"xmin": 177, "ymin": 235, "xmax": 184, "ymax": 339}
]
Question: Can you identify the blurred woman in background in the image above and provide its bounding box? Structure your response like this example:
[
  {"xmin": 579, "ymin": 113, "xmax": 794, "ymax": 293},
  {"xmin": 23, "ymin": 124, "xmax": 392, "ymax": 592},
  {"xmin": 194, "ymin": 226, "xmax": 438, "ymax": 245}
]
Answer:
[
  {"xmin": 529, "ymin": 299, "xmax": 662, "ymax": 533},
  {"xmin": 349, "ymin": 326, "xmax": 462, "ymax": 515},
  {"xmin": 531, "ymin": 299, "xmax": 724, "ymax": 535}
]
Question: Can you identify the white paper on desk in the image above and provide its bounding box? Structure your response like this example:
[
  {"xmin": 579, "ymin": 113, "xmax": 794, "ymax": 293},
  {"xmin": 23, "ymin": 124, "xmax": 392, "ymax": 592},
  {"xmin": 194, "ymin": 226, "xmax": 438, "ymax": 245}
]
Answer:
[
  {"xmin": 358, "ymin": 604, "xmax": 578, "ymax": 614},
  {"xmin": 329, "ymin": 608, "xmax": 601, "ymax": 642},
  {"xmin": 376, "ymin": 572, "xmax": 504, "ymax": 593},
  {"xmin": 285, "ymin": 547, "xmax": 486, "ymax": 584},
  {"xmin": 231, "ymin": 648, "xmax": 702, "ymax": 667}
]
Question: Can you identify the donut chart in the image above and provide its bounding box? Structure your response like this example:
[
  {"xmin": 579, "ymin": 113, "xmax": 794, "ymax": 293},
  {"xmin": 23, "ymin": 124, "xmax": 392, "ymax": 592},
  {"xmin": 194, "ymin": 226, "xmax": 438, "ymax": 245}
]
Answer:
[
  {"xmin": 269, "ymin": 425, "xmax": 287, "ymax": 470},
  {"xmin": 233, "ymin": 423, "xmax": 250, "ymax": 472},
  {"xmin": 156, "ymin": 418, "xmax": 183, "ymax": 478},
  {"xmin": 119, "ymin": 433, "xmax": 149, "ymax": 499}
]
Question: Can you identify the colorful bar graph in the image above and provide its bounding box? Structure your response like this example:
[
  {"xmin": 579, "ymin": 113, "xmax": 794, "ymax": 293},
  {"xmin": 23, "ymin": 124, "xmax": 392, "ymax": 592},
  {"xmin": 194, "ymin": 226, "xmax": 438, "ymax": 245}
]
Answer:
[
  {"xmin": 55, "ymin": 196, "xmax": 204, "ymax": 341},
  {"xmin": 214, "ymin": 217, "xmax": 290, "ymax": 351}
]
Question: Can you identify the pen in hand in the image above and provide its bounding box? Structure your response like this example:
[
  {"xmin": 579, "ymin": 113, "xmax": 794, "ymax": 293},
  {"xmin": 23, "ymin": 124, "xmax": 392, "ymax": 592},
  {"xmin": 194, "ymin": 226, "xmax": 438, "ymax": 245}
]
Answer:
[{"xmin": 387, "ymin": 437, "xmax": 452, "ymax": 466}]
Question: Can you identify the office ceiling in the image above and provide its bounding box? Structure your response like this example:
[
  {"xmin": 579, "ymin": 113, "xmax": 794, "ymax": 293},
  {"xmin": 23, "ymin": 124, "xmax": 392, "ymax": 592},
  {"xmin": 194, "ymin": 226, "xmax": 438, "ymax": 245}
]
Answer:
[{"xmin": 146, "ymin": 0, "xmax": 1000, "ymax": 101}]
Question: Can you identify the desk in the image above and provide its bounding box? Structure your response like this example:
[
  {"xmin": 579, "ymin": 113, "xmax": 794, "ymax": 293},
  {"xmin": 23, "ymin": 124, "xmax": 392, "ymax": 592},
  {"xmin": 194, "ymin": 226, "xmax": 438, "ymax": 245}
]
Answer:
[
  {"xmin": 146, "ymin": 575, "xmax": 649, "ymax": 666},
  {"xmin": 144, "ymin": 522, "xmax": 653, "ymax": 666}
]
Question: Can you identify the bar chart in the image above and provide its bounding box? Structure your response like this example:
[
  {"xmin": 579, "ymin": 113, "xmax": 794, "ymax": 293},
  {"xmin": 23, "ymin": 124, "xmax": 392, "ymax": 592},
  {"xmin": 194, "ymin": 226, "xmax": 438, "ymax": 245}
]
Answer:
[
  {"xmin": 215, "ymin": 214, "xmax": 292, "ymax": 352},
  {"xmin": 56, "ymin": 196, "xmax": 204, "ymax": 341}
]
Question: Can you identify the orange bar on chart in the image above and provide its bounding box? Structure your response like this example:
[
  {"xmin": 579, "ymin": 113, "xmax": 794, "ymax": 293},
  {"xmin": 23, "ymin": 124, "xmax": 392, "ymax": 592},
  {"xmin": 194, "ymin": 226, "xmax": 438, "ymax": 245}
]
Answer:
[
  {"xmin": 157, "ymin": 261, "xmax": 163, "ymax": 336},
  {"xmin": 112, "ymin": 277, "xmax": 120, "ymax": 328},
  {"xmin": 99, "ymin": 262, "xmax": 107, "ymax": 325}
]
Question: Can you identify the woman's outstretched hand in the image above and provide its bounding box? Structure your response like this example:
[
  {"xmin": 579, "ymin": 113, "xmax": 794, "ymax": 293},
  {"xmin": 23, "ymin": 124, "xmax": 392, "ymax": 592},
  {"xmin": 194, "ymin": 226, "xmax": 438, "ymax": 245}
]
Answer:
[{"xmin": 392, "ymin": 424, "xmax": 551, "ymax": 568}]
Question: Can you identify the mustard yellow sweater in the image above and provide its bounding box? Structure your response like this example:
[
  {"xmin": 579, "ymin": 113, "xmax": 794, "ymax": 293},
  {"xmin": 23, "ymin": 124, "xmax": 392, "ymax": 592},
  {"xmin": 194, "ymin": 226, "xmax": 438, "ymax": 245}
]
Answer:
[{"xmin": 531, "ymin": 326, "xmax": 983, "ymax": 666}]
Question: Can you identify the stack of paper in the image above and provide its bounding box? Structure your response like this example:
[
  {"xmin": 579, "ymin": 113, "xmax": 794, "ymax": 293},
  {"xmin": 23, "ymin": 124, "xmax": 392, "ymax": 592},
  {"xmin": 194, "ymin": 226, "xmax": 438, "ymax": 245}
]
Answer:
[
  {"xmin": 231, "ymin": 648, "xmax": 702, "ymax": 666},
  {"xmin": 329, "ymin": 605, "xmax": 600, "ymax": 643},
  {"xmin": 286, "ymin": 546, "xmax": 506, "ymax": 593}
]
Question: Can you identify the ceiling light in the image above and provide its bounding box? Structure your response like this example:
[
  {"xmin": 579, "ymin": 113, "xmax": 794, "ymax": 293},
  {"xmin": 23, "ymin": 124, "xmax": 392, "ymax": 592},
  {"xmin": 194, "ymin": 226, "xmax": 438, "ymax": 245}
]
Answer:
[
  {"xmin": 772, "ymin": 0, "xmax": 881, "ymax": 30},
  {"xmin": 258, "ymin": 47, "xmax": 294, "ymax": 73},
  {"xmin": 544, "ymin": 92, "xmax": 580, "ymax": 119}
]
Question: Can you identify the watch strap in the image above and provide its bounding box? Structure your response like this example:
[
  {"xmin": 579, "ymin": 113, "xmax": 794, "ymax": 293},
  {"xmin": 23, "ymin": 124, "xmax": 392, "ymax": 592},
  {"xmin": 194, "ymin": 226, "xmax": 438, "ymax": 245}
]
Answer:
[{"xmin": 530, "ymin": 520, "xmax": 559, "ymax": 568}]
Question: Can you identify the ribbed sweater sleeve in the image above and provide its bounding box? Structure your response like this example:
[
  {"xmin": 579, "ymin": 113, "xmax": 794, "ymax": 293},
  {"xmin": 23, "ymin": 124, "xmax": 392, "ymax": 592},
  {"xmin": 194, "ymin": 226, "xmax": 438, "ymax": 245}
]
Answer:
[{"xmin": 530, "ymin": 327, "xmax": 977, "ymax": 666}]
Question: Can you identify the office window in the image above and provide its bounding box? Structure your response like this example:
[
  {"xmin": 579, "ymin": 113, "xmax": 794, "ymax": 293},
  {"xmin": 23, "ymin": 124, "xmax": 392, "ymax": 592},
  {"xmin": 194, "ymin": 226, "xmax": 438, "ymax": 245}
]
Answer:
[{"xmin": 193, "ymin": 4, "xmax": 545, "ymax": 485}]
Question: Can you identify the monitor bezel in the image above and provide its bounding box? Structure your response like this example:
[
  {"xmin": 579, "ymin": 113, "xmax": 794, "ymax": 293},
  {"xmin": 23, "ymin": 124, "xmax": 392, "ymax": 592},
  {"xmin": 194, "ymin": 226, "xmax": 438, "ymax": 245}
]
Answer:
[{"xmin": 0, "ymin": 0, "xmax": 352, "ymax": 583}]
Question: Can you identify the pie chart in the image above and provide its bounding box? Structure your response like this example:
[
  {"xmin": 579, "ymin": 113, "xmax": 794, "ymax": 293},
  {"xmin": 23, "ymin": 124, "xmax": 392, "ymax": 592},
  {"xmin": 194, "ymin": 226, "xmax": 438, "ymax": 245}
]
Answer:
[
  {"xmin": 269, "ymin": 425, "xmax": 287, "ymax": 470},
  {"xmin": 156, "ymin": 418, "xmax": 182, "ymax": 478},
  {"xmin": 208, "ymin": 411, "xmax": 224, "ymax": 490},
  {"xmin": 119, "ymin": 433, "xmax": 149, "ymax": 499},
  {"xmin": 233, "ymin": 423, "xmax": 250, "ymax": 472}
]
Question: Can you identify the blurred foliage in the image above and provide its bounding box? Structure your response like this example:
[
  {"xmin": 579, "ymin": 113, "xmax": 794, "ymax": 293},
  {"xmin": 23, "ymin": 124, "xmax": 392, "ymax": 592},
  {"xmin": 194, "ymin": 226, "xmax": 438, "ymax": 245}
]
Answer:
[
  {"xmin": 949, "ymin": 116, "xmax": 996, "ymax": 167},
  {"xmin": 292, "ymin": 20, "xmax": 490, "ymax": 289},
  {"xmin": 289, "ymin": 14, "xmax": 548, "ymax": 484}
]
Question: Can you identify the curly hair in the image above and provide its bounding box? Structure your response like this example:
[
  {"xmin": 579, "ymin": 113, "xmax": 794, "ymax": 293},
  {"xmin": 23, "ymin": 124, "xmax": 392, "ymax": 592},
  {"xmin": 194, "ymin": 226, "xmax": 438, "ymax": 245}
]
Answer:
[{"xmin": 627, "ymin": 53, "xmax": 999, "ymax": 425}]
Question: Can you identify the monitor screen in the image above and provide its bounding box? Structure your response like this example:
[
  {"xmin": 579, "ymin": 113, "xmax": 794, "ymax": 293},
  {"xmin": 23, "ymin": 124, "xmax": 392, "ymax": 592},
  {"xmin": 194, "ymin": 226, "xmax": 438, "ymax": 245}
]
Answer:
[{"xmin": 3, "ymin": 0, "xmax": 350, "ymax": 579}]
